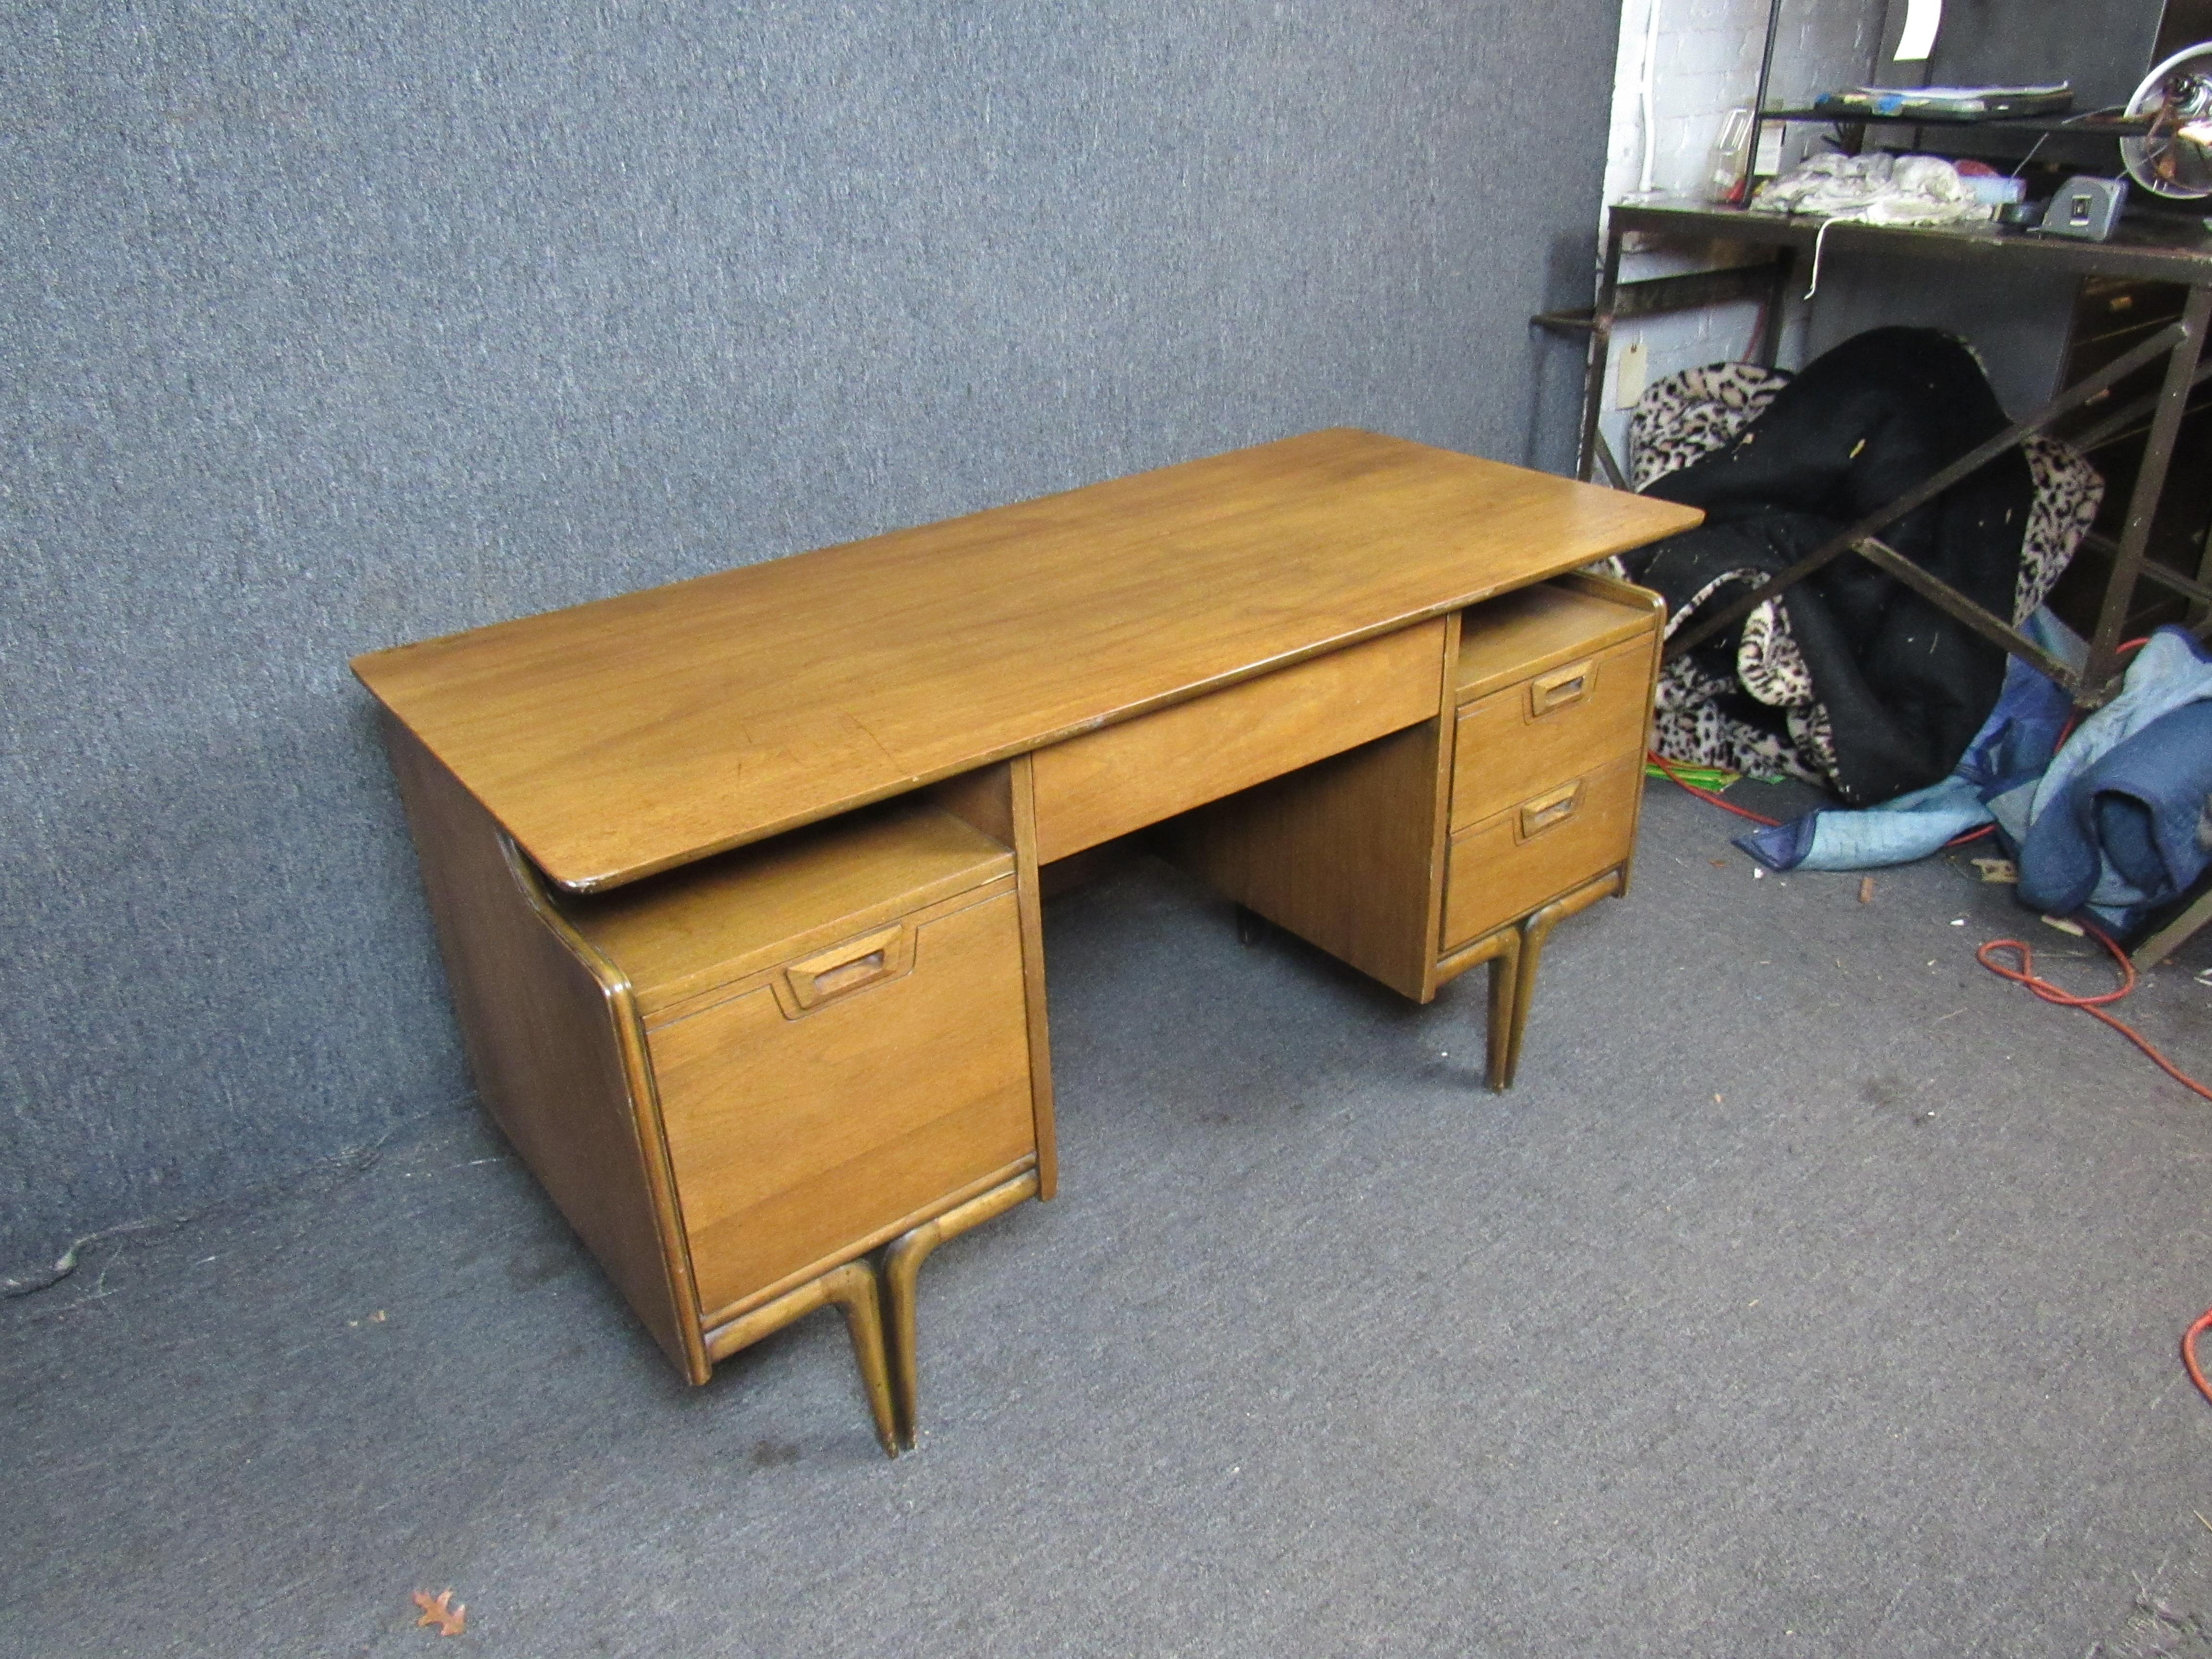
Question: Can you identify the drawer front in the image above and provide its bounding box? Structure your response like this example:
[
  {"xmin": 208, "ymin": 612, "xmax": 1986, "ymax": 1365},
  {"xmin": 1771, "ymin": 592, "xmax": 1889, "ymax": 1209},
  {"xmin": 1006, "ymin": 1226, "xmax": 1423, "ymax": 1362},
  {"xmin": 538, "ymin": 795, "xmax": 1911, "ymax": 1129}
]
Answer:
[
  {"xmin": 1442, "ymin": 759, "xmax": 1641, "ymax": 950},
  {"xmin": 1031, "ymin": 619, "xmax": 1446, "ymax": 863},
  {"xmin": 1450, "ymin": 632, "xmax": 1653, "ymax": 830},
  {"xmin": 649, "ymin": 889, "xmax": 1035, "ymax": 1324}
]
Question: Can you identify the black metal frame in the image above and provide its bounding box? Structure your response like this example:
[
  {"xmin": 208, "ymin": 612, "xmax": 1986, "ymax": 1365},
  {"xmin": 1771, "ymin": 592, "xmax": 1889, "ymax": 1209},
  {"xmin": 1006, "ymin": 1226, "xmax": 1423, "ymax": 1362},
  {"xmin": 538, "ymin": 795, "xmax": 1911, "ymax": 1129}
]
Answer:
[
  {"xmin": 1575, "ymin": 203, "xmax": 2212, "ymax": 708},
  {"xmin": 1736, "ymin": 0, "xmax": 2158, "ymax": 208},
  {"xmin": 1553, "ymin": 201, "xmax": 2212, "ymax": 963}
]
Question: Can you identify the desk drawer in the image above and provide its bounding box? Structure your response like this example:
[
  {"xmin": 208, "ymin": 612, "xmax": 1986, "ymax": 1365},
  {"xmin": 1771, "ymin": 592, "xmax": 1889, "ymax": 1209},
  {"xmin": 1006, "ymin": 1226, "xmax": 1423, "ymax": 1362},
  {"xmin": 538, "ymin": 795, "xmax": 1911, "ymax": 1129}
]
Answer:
[
  {"xmin": 1031, "ymin": 620, "xmax": 1445, "ymax": 863},
  {"xmin": 1442, "ymin": 758, "xmax": 1640, "ymax": 950},
  {"xmin": 1450, "ymin": 633, "xmax": 1653, "ymax": 830},
  {"xmin": 649, "ymin": 887, "xmax": 1035, "ymax": 1326}
]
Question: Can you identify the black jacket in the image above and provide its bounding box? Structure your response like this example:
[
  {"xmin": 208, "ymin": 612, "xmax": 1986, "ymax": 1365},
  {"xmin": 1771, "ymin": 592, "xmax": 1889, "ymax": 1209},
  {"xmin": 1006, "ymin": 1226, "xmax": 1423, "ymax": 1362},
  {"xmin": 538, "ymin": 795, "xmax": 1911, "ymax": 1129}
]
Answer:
[{"xmin": 1625, "ymin": 326, "xmax": 2032, "ymax": 805}]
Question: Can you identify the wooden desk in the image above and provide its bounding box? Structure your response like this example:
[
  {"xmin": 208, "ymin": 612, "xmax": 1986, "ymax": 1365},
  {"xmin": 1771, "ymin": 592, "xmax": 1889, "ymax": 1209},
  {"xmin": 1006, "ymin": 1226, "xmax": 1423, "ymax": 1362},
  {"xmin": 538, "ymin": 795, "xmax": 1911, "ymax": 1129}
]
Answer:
[{"xmin": 353, "ymin": 428, "xmax": 1698, "ymax": 1452}]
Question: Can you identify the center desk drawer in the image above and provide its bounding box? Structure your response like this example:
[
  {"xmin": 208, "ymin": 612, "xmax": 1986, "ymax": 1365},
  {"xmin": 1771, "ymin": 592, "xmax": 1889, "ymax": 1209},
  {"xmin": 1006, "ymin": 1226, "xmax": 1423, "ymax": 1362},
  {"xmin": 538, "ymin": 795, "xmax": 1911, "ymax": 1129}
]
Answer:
[
  {"xmin": 1032, "ymin": 619, "xmax": 1445, "ymax": 863},
  {"xmin": 1450, "ymin": 632, "xmax": 1653, "ymax": 830}
]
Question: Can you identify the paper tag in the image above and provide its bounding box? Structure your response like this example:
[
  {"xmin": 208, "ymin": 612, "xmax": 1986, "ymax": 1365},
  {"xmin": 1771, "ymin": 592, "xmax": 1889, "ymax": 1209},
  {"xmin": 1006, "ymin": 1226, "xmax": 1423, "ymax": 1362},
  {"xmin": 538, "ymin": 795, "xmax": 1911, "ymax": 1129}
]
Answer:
[
  {"xmin": 1754, "ymin": 123, "xmax": 1784, "ymax": 177},
  {"xmin": 1894, "ymin": 0, "xmax": 1941, "ymax": 62},
  {"xmin": 1614, "ymin": 338, "xmax": 1648, "ymax": 409}
]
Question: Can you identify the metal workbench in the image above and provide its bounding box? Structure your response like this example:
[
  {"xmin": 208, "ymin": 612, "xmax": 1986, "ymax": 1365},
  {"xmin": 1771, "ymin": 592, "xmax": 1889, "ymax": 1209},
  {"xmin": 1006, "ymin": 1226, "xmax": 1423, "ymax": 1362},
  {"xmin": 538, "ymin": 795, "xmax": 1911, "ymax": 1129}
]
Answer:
[{"xmin": 1553, "ymin": 198, "xmax": 2212, "ymax": 961}]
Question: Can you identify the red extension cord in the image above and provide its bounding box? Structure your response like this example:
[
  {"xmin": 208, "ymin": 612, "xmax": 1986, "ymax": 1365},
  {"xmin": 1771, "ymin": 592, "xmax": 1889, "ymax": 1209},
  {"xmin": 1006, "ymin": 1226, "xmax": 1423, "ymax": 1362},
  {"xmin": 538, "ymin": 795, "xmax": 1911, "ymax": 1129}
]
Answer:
[
  {"xmin": 2188, "ymin": 1309, "xmax": 2212, "ymax": 1406},
  {"xmin": 1973, "ymin": 929, "xmax": 2212, "ymax": 1402},
  {"xmin": 1651, "ymin": 745, "xmax": 2212, "ymax": 1403},
  {"xmin": 1973, "ymin": 924, "xmax": 2212, "ymax": 1104}
]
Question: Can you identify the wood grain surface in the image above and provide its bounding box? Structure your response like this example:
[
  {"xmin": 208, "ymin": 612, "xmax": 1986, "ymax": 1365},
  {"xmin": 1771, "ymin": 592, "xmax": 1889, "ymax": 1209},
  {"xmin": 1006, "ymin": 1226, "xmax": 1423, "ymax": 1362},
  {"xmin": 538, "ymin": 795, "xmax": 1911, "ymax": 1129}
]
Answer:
[
  {"xmin": 1161, "ymin": 717, "xmax": 1452, "ymax": 1003},
  {"xmin": 1450, "ymin": 633, "xmax": 1655, "ymax": 830},
  {"xmin": 378, "ymin": 716, "xmax": 708, "ymax": 1382},
  {"xmin": 554, "ymin": 798, "xmax": 1011, "ymax": 1022},
  {"xmin": 652, "ymin": 887, "xmax": 1036, "ymax": 1323},
  {"xmin": 352, "ymin": 430, "xmax": 1699, "ymax": 891},
  {"xmin": 1455, "ymin": 577, "xmax": 1661, "ymax": 703},
  {"xmin": 1005, "ymin": 756, "xmax": 1059, "ymax": 1199},
  {"xmin": 1442, "ymin": 757, "xmax": 1643, "ymax": 950},
  {"xmin": 1030, "ymin": 619, "xmax": 1444, "ymax": 864},
  {"xmin": 928, "ymin": 759, "xmax": 1060, "ymax": 1198}
]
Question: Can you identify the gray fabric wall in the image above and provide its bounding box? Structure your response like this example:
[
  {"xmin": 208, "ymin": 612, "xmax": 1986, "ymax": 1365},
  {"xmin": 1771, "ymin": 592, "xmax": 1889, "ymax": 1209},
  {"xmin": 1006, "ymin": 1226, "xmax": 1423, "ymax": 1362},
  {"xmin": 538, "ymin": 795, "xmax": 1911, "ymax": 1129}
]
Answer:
[{"xmin": 1, "ymin": 0, "xmax": 1620, "ymax": 1271}]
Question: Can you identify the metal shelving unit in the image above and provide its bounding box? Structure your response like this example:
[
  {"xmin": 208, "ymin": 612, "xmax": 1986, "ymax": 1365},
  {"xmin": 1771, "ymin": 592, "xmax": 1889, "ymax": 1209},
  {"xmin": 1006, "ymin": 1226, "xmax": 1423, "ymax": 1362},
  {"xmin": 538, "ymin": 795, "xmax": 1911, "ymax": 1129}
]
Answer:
[
  {"xmin": 1540, "ymin": 0, "xmax": 2212, "ymax": 956},
  {"xmin": 1557, "ymin": 199, "xmax": 2212, "ymax": 961},
  {"xmin": 1740, "ymin": 0, "xmax": 2168, "ymax": 183}
]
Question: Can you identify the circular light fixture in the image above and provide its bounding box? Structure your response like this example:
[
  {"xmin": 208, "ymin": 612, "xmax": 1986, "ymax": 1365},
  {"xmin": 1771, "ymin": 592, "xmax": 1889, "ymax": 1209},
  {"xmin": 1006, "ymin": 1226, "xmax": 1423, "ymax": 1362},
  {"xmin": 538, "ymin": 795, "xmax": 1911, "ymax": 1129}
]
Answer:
[{"xmin": 2121, "ymin": 41, "xmax": 2212, "ymax": 201}]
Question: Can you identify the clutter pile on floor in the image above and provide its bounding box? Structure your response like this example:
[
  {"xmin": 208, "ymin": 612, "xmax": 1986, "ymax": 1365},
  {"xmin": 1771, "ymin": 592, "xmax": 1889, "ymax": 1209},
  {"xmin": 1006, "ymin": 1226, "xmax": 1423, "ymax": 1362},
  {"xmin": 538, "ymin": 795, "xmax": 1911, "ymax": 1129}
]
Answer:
[{"xmin": 1611, "ymin": 327, "xmax": 2212, "ymax": 944}]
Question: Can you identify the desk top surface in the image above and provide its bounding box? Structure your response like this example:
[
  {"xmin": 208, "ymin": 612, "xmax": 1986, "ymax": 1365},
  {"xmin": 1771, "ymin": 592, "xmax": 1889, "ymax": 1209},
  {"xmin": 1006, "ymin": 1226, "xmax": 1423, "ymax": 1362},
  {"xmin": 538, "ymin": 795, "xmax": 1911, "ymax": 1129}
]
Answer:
[{"xmin": 353, "ymin": 428, "xmax": 1700, "ymax": 891}]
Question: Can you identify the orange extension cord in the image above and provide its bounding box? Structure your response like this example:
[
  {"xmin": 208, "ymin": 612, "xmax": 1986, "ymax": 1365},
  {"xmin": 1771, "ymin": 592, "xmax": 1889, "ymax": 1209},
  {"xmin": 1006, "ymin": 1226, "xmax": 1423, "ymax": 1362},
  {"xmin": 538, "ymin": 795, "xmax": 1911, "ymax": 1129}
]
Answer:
[
  {"xmin": 1973, "ymin": 924, "xmax": 2212, "ymax": 1104},
  {"xmin": 1652, "ymin": 743, "xmax": 2212, "ymax": 1403},
  {"xmin": 1974, "ymin": 924, "xmax": 2212, "ymax": 1405},
  {"xmin": 2188, "ymin": 1309, "xmax": 2212, "ymax": 1406}
]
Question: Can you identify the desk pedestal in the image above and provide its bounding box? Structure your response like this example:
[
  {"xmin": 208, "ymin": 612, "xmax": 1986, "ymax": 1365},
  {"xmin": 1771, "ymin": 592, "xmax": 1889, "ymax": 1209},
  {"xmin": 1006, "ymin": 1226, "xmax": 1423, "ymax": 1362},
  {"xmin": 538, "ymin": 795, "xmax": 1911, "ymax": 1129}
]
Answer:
[{"xmin": 1166, "ymin": 572, "xmax": 1663, "ymax": 1083}]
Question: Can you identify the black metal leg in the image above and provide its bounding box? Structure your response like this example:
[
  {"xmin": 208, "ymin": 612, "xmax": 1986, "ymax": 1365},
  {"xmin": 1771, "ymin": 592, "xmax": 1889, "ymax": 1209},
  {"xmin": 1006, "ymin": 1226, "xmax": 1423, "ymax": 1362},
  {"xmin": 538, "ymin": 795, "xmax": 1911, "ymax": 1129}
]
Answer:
[
  {"xmin": 2195, "ymin": 440, "xmax": 2212, "ymax": 633},
  {"xmin": 1593, "ymin": 427, "xmax": 1631, "ymax": 492},
  {"xmin": 1758, "ymin": 247, "xmax": 1796, "ymax": 368},
  {"xmin": 1576, "ymin": 230, "xmax": 1624, "ymax": 484},
  {"xmin": 2085, "ymin": 284, "xmax": 2212, "ymax": 695}
]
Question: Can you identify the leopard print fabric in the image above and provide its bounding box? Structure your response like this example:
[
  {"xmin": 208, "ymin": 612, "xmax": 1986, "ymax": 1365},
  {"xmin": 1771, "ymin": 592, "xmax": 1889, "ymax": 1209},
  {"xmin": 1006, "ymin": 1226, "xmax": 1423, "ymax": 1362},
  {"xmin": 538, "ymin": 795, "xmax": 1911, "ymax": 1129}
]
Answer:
[
  {"xmin": 1617, "ymin": 362, "xmax": 2102, "ymax": 784},
  {"xmin": 1627, "ymin": 362, "xmax": 1787, "ymax": 491},
  {"xmin": 2017, "ymin": 434, "xmax": 2102, "ymax": 619},
  {"xmin": 1650, "ymin": 657, "xmax": 1819, "ymax": 784},
  {"xmin": 1648, "ymin": 570, "xmax": 1828, "ymax": 785}
]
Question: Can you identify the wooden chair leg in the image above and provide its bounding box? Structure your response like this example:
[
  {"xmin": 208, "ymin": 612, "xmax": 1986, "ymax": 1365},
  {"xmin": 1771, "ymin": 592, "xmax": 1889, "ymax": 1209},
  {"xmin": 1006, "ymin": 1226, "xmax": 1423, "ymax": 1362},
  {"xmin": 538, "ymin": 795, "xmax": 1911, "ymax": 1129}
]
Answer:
[
  {"xmin": 880, "ymin": 1169, "xmax": 1041, "ymax": 1449},
  {"xmin": 1502, "ymin": 868, "xmax": 1625, "ymax": 1090},
  {"xmin": 702, "ymin": 1259, "xmax": 900, "ymax": 1459}
]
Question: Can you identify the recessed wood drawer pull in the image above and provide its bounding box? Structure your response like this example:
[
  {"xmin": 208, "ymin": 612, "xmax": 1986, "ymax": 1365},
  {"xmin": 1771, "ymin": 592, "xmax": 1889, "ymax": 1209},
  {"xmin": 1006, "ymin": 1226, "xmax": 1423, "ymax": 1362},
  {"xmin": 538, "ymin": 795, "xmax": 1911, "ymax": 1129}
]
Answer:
[
  {"xmin": 1518, "ymin": 782, "xmax": 1582, "ymax": 839},
  {"xmin": 1528, "ymin": 659, "xmax": 1594, "ymax": 716},
  {"xmin": 781, "ymin": 924, "xmax": 911, "ymax": 1012}
]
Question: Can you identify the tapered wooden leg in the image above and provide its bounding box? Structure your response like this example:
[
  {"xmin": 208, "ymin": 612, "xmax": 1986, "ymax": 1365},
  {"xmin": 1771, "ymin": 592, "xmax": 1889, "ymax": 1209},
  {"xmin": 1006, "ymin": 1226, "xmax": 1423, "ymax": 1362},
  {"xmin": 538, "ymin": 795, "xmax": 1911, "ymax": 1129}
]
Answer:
[
  {"xmin": 880, "ymin": 1169, "xmax": 1041, "ymax": 1448},
  {"xmin": 1483, "ymin": 947, "xmax": 1517, "ymax": 1093},
  {"xmin": 821, "ymin": 1262, "xmax": 900, "ymax": 1459},
  {"xmin": 702, "ymin": 1258, "xmax": 900, "ymax": 1458},
  {"xmin": 1433, "ymin": 925, "xmax": 1522, "ymax": 1092},
  {"xmin": 1503, "ymin": 868, "xmax": 1625, "ymax": 1090}
]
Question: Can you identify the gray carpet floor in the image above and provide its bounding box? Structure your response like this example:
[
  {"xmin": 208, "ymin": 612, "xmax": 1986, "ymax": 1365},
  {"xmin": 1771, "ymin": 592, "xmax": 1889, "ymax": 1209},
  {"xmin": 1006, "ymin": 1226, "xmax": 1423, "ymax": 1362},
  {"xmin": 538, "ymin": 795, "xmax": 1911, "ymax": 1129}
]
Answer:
[{"xmin": 10, "ymin": 783, "xmax": 2212, "ymax": 1658}]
